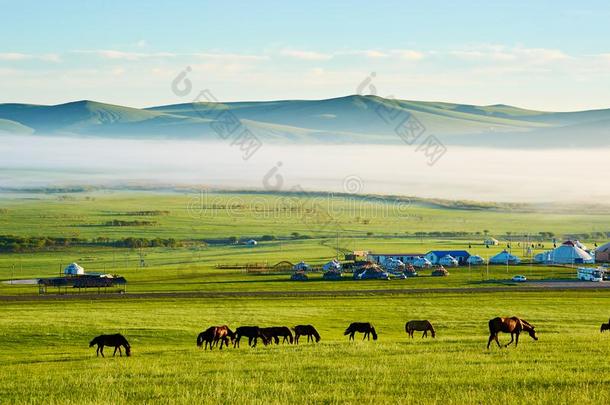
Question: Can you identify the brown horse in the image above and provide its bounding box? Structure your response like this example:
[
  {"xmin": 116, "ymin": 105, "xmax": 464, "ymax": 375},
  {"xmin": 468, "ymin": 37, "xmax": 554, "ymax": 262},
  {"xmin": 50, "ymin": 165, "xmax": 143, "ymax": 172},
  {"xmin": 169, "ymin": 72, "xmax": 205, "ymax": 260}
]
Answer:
[
  {"xmin": 405, "ymin": 320, "xmax": 436, "ymax": 338},
  {"xmin": 344, "ymin": 322, "xmax": 377, "ymax": 341},
  {"xmin": 213, "ymin": 325, "xmax": 235, "ymax": 349},
  {"xmin": 89, "ymin": 334, "xmax": 131, "ymax": 357},
  {"xmin": 487, "ymin": 317, "xmax": 538, "ymax": 349},
  {"xmin": 293, "ymin": 325, "xmax": 321, "ymax": 344},
  {"xmin": 196, "ymin": 327, "xmax": 218, "ymax": 350},
  {"xmin": 601, "ymin": 318, "xmax": 610, "ymax": 333}
]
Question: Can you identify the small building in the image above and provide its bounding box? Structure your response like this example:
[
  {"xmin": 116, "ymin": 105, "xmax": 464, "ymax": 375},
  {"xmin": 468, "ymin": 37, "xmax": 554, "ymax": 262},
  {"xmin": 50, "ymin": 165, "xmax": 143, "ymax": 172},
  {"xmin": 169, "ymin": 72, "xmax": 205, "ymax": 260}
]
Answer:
[
  {"xmin": 595, "ymin": 242, "xmax": 610, "ymax": 263},
  {"xmin": 64, "ymin": 263, "xmax": 85, "ymax": 276},
  {"xmin": 484, "ymin": 238, "xmax": 499, "ymax": 246},
  {"xmin": 368, "ymin": 253, "xmax": 426, "ymax": 266},
  {"xmin": 38, "ymin": 274, "xmax": 127, "ymax": 295},
  {"xmin": 293, "ymin": 261, "xmax": 310, "ymax": 272},
  {"xmin": 345, "ymin": 250, "xmax": 370, "ymax": 261},
  {"xmin": 425, "ymin": 250, "xmax": 471, "ymax": 266}
]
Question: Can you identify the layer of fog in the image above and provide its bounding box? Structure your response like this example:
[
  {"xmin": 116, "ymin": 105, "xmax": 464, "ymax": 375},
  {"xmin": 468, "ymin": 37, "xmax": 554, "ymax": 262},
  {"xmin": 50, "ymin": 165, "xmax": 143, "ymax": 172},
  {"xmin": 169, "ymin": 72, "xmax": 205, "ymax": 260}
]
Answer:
[{"xmin": 1, "ymin": 135, "xmax": 609, "ymax": 203}]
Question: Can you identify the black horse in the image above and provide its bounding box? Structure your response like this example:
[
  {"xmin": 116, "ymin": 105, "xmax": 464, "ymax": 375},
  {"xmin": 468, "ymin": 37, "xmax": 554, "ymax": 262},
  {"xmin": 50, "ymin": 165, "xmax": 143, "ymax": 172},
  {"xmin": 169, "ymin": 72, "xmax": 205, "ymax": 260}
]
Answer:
[
  {"xmin": 293, "ymin": 325, "xmax": 321, "ymax": 344},
  {"xmin": 260, "ymin": 326, "xmax": 294, "ymax": 344},
  {"xmin": 233, "ymin": 326, "xmax": 271, "ymax": 347},
  {"xmin": 196, "ymin": 326, "xmax": 218, "ymax": 350},
  {"xmin": 89, "ymin": 334, "xmax": 131, "ymax": 357},
  {"xmin": 344, "ymin": 322, "xmax": 378, "ymax": 341}
]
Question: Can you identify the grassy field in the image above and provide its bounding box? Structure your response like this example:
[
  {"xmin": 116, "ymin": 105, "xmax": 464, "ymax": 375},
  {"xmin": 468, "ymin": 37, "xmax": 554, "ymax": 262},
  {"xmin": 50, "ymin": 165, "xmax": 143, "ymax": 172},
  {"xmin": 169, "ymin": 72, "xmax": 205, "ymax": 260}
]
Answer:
[
  {"xmin": 0, "ymin": 240, "xmax": 591, "ymax": 296},
  {"xmin": 1, "ymin": 190, "xmax": 609, "ymax": 240},
  {"xmin": 0, "ymin": 190, "xmax": 609, "ymax": 403},
  {"xmin": 1, "ymin": 190, "xmax": 607, "ymax": 296},
  {"xmin": 1, "ymin": 292, "xmax": 610, "ymax": 404}
]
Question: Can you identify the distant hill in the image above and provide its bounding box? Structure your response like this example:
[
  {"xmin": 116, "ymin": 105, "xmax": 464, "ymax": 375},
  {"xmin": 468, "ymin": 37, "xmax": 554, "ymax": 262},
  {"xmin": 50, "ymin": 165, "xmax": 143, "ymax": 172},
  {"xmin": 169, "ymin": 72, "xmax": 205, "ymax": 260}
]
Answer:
[{"xmin": 1, "ymin": 95, "xmax": 608, "ymax": 147}]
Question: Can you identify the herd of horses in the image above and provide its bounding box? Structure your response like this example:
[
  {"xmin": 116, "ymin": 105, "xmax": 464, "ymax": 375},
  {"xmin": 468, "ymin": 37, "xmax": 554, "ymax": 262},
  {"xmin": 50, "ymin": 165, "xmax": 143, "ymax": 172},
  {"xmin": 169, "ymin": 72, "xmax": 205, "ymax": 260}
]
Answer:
[
  {"xmin": 89, "ymin": 317, "xmax": 610, "ymax": 357},
  {"xmin": 196, "ymin": 325, "xmax": 321, "ymax": 349}
]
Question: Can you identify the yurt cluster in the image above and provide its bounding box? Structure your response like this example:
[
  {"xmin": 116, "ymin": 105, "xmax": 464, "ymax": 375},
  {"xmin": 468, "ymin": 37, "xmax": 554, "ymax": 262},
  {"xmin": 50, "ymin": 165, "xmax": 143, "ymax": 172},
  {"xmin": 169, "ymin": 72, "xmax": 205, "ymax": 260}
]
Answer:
[
  {"xmin": 290, "ymin": 239, "xmax": 609, "ymax": 281},
  {"xmin": 365, "ymin": 239, "xmax": 605, "ymax": 267}
]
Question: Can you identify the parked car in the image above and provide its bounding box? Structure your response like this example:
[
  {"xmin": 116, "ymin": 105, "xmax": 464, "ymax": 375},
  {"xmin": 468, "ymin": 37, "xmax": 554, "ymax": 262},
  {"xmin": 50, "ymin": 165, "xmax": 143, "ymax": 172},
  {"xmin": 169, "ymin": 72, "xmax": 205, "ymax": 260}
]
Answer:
[{"xmin": 512, "ymin": 275, "xmax": 527, "ymax": 282}]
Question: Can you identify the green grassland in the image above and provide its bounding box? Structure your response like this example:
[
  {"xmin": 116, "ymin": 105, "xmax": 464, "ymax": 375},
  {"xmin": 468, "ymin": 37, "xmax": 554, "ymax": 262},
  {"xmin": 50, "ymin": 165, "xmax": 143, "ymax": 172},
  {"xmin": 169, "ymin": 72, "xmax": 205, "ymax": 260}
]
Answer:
[
  {"xmin": 1, "ymin": 292, "xmax": 609, "ymax": 404},
  {"xmin": 1, "ymin": 190, "xmax": 608, "ymax": 296},
  {"xmin": 1, "ymin": 191, "xmax": 609, "ymax": 404},
  {"xmin": 1, "ymin": 191, "xmax": 609, "ymax": 240}
]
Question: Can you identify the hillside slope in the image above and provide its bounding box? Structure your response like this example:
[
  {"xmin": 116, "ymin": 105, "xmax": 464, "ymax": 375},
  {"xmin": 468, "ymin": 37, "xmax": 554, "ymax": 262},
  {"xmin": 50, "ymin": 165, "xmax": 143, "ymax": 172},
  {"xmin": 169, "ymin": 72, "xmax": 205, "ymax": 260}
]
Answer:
[{"xmin": 0, "ymin": 95, "xmax": 608, "ymax": 146}]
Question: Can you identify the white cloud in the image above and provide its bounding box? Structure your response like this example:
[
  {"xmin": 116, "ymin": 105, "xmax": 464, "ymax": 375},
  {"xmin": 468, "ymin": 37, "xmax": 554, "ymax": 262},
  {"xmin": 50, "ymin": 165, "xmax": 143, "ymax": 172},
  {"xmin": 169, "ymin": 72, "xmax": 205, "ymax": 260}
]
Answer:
[
  {"xmin": 390, "ymin": 49, "xmax": 426, "ymax": 61},
  {"xmin": 450, "ymin": 46, "xmax": 568, "ymax": 64},
  {"xmin": 0, "ymin": 52, "xmax": 60, "ymax": 62},
  {"xmin": 279, "ymin": 49, "xmax": 333, "ymax": 61},
  {"xmin": 74, "ymin": 50, "xmax": 176, "ymax": 61}
]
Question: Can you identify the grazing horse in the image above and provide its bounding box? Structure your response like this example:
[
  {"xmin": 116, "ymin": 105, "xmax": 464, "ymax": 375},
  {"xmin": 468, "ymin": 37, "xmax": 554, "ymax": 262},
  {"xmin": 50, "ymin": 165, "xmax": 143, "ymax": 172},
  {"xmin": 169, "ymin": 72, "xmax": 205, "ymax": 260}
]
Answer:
[
  {"xmin": 89, "ymin": 334, "xmax": 131, "ymax": 357},
  {"xmin": 601, "ymin": 318, "xmax": 610, "ymax": 333},
  {"xmin": 344, "ymin": 322, "xmax": 378, "ymax": 341},
  {"xmin": 260, "ymin": 326, "xmax": 294, "ymax": 344},
  {"xmin": 487, "ymin": 317, "xmax": 538, "ymax": 349},
  {"xmin": 293, "ymin": 325, "xmax": 321, "ymax": 344},
  {"xmin": 233, "ymin": 326, "xmax": 271, "ymax": 348},
  {"xmin": 197, "ymin": 327, "xmax": 218, "ymax": 350},
  {"xmin": 213, "ymin": 325, "xmax": 235, "ymax": 349},
  {"xmin": 405, "ymin": 320, "xmax": 436, "ymax": 338}
]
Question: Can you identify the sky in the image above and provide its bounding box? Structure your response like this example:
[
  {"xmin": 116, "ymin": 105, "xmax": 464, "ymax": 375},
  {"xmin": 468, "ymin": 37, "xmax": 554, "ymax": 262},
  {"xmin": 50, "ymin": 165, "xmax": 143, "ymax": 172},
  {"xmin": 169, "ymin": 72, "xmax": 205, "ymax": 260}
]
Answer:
[{"xmin": 1, "ymin": 1, "xmax": 610, "ymax": 110}]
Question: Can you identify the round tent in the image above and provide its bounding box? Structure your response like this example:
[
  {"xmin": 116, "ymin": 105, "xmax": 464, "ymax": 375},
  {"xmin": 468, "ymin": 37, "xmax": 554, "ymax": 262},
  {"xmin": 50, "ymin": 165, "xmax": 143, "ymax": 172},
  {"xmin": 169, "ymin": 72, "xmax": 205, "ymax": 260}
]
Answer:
[
  {"xmin": 322, "ymin": 259, "xmax": 342, "ymax": 272},
  {"xmin": 467, "ymin": 255, "xmax": 486, "ymax": 265},
  {"xmin": 595, "ymin": 242, "xmax": 610, "ymax": 263},
  {"xmin": 489, "ymin": 250, "xmax": 520, "ymax": 265},
  {"xmin": 535, "ymin": 241, "xmax": 594, "ymax": 264},
  {"xmin": 64, "ymin": 262, "xmax": 84, "ymax": 276},
  {"xmin": 384, "ymin": 257, "xmax": 405, "ymax": 271},
  {"xmin": 439, "ymin": 255, "xmax": 459, "ymax": 267},
  {"xmin": 413, "ymin": 257, "xmax": 432, "ymax": 268}
]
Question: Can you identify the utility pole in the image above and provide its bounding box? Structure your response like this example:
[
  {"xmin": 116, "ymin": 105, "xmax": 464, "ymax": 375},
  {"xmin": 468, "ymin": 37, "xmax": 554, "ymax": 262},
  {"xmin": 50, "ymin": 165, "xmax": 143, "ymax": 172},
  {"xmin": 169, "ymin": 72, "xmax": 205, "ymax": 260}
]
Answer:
[{"xmin": 336, "ymin": 231, "xmax": 340, "ymax": 260}]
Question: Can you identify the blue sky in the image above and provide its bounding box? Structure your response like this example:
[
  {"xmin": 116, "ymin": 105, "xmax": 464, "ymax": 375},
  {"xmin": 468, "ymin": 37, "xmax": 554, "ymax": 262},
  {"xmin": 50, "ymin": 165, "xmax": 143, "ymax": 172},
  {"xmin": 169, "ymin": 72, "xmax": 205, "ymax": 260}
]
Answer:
[{"xmin": 1, "ymin": 1, "xmax": 610, "ymax": 110}]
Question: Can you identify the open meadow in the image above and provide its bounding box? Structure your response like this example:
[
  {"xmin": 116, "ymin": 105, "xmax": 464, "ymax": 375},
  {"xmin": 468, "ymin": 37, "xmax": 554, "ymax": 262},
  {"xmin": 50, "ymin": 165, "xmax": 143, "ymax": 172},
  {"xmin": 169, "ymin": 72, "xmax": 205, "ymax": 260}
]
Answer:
[
  {"xmin": 1, "ymin": 292, "xmax": 610, "ymax": 404},
  {"xmin": 0, "ymin": 191, "xmax": 609, "ymax": 404}
]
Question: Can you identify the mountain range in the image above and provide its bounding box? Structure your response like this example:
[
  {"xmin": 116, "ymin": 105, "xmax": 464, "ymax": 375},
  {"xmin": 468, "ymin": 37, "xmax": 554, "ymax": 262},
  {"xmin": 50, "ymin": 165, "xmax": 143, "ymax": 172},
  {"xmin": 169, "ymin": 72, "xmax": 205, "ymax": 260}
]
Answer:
[{"xmin": 1, "ymin": 95, "xmax": 608, "ymax": 147}]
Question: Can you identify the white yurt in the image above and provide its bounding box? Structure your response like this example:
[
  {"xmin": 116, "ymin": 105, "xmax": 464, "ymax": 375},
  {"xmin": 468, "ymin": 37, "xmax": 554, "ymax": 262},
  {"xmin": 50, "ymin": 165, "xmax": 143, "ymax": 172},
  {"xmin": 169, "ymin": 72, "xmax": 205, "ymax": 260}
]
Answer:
[
  {"xmin": 439, "ymin": 255, "xmax": 459, "ymax": 267},
  {"xmin": 384, "ymin": 257, "xmax": 405, "ymax": 271},
  {"xmin": 323, "ymin": 259, "xmax": 342, "ymax": 272},
  {"xmin": 412, "ymin": 257, "xmax": 432, "ymax": 268},
  {"xmin": 535, "ymin": 241, "xmax": 594, "ymax": 264},
  {"xmin": 64, "ymin": 262, "xmax": 84, "ymax": 276},
  {"xmin": 571, "ymin": 240, "xmax": 588, "ymax": 251},
  {"xmin": 489, "ymin": 250, "xmax": 521, "ymax": 265},
  {"xmin": 467, "ymin": 255, "xmax": 486, "ymax": 265}
]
